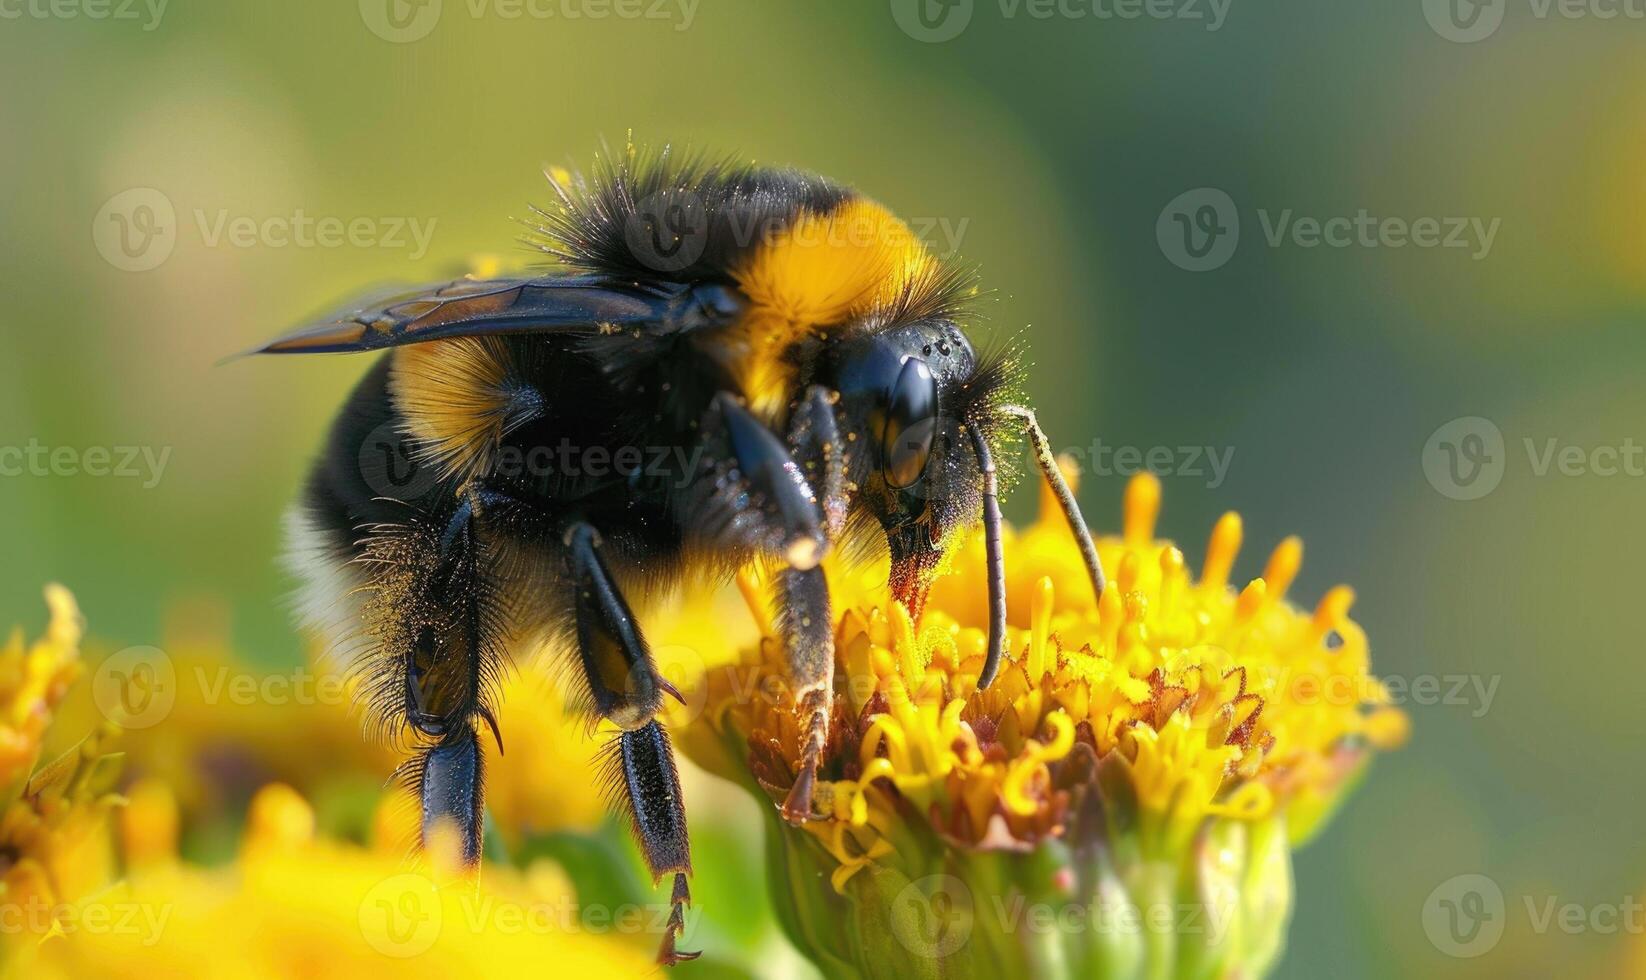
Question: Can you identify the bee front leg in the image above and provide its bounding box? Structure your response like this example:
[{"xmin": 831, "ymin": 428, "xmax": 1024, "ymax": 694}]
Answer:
[
  {"xmin": 695, "ymin": 392, "xmax": 828, "ymax": 570},
  {"xmin": 776, "ymin": 566, "xmax": 832, "ymax": 824},
  {"xmin": 787, "ymin": 385, "xmax": 848, "ymax": 539},
  {"xmin": 778, "ymin": 387, "xmax": 847, "ymax": 823},
  {"xmin": 563, "ymin": 522, "xmax": 697, "ymax": 964}
]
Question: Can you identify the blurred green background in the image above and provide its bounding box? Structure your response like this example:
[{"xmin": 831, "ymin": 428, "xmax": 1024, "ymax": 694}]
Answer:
[{"xmin": 3, "ymin": 1, "xmax": 1644, "ymax": 976}]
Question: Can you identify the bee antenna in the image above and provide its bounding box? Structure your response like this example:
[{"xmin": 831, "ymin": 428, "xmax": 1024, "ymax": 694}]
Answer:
[
  {"xmin": 968, "ymin": 421, "xmax": 1008, "ymax": 690},
  {"xmin": 998, "ymin": 404, "xmax": 1107, "ymax": 604}
]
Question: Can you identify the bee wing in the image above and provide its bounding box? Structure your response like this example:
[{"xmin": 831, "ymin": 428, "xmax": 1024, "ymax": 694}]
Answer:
[{"xmin": 241, "ymin": 275, "xmax": 693, "ymax": 356}]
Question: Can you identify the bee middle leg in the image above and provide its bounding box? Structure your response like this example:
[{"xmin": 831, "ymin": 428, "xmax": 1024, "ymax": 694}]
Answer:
[{"xmin": 563, "ymin": 521, "xmax": 697, "ymax": 964}]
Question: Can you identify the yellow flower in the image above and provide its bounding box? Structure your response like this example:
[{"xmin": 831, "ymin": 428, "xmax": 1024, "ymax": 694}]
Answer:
[{"xmin": 690, "ymin": 470, "xmax": 1406, "ymax": 978}]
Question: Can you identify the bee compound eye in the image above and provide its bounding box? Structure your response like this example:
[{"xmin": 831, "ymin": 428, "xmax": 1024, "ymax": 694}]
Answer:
[{"xmin": 882, "ymin": 357, "xmax": 938, "ymax": 490}]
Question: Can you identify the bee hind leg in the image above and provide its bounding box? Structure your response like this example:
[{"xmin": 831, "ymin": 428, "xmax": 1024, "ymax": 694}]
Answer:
[
  {"xmin": 564, "ymin": 521, "xmax": 696, "ymax": 964},
  {"xmin": 605, "ymin": 722, "xmax": 697, "ymax": 965},
  {"xmin": 367, "ymin": 492, "xmax": 509, "ymax": 869},
  {"xmin": 405, "ymin": 723, "xmax": 486, "ymax": 866}
]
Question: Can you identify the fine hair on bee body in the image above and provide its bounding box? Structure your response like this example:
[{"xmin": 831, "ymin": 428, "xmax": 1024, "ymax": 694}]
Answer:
[{"xmin": 257, "ymin": 142, "xmax": 1106, "ymax": 965}]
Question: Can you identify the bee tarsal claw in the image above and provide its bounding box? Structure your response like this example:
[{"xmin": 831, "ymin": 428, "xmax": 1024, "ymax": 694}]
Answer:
[
  {"xmin": 657, "ymin": 938, "xmax": 702, "ymax": 966},
  {"xmin": 656, "ymin": 873, "xmax": 699, "ymax": 965},
  {"xmin": 781, "ymin": 764, "xmax": 818, "ymax": 824}
]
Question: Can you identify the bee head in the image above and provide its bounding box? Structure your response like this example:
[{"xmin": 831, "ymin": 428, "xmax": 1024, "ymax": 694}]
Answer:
[{"xmin": 822, "ymin": 319, "xmax": 1019, "ymax": 615}]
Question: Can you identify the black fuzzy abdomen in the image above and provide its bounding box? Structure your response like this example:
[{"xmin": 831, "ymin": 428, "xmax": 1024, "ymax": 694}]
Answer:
[{"xmin": 301, "ymin": 355, "xmax": 446, "ymax": 556}]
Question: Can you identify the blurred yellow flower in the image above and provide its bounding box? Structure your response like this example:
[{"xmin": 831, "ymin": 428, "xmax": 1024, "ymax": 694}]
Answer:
[
  {"xmin": 0, "ymin": 588, "xmax": 129, "ymax": 954},
  {"xmin": 12, "ymin": 783, "xmax": 656, "ymax": 980},
  {"xmin": 0, "ymin": 586, "xmax": 84, "ymax": 794}
]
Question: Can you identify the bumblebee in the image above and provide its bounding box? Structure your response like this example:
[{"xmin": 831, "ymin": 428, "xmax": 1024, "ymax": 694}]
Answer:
[{"xmin": 253, "ymin": 146, "xmax": 1104, "ymax": 964}]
